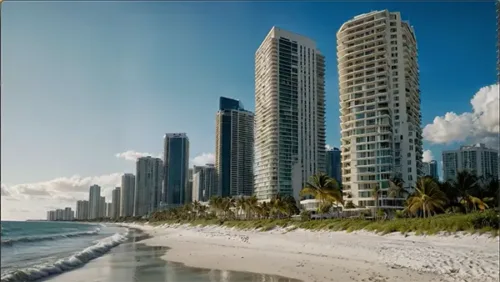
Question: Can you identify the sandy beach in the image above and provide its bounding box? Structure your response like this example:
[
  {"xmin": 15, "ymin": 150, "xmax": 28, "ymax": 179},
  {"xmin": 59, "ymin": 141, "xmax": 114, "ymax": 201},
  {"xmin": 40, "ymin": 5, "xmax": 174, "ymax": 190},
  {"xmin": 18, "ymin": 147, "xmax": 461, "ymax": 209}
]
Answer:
[{"xmin": 122, "ymin": 223, "xmax": 499, "ymax": 282}]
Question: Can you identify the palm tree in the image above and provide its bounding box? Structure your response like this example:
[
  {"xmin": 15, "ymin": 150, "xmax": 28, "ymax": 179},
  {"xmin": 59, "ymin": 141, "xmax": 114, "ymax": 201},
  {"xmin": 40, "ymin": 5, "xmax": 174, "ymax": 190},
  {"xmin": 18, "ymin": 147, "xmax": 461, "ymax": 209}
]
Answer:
[
  {"xmin": 371, "ymin": 185, "xmax": 381, "ymax": 216},
  {"xmin": 388, "ymin": 176, "xmax": 408, "ymax": 199},
  {"xmin": 300, "ymin": 173, "xmax": 343, "ymax": 215},
  {"xmin": 407, "ymin": 176, "xmax": 447, "ymax": 218},
  {"xmin": 452, "ymin": 170, "xmax": 481, "ymax": 213}
]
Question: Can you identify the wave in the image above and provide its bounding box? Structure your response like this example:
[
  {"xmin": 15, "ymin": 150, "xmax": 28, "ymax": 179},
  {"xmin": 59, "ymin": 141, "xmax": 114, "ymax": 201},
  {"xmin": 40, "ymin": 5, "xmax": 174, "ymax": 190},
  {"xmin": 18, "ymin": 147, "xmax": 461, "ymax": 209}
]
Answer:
[
  {"xmin": 0, "ymin": 230, "xmax": 129, "ymax": 282},
  {"xmin": 1, "ymin": 228, "xmax": 101, "ymax": 247}
]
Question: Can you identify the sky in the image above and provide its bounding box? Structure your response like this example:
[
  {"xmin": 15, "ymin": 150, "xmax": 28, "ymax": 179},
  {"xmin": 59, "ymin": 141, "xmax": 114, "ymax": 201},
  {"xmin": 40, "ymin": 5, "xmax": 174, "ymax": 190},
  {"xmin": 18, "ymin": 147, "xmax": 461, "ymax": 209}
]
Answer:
[{"xmin": 1, "ymin": 1, "xmax": 498, "ymax": 220}]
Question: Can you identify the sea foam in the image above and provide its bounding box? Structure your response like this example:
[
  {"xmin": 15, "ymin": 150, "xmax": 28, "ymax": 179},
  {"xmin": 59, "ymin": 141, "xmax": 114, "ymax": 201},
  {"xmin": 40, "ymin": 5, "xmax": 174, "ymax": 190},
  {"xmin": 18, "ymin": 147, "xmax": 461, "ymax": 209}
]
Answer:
[{"xmin": 0, "ymin": 230, "xmax": 129, "ymax": 282}]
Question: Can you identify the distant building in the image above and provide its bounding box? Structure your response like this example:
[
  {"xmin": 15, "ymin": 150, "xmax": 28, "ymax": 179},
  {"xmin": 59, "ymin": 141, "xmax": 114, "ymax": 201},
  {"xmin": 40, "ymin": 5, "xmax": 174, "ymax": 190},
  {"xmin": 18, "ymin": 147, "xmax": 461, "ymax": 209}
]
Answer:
[
  {"xmin": 120, "ymin": 173, "xmax": 135, "ymax": 217},
  {"xmin": 88, "ymin": 185, "xmax": 101, "ymax": 220},
  {"xmin": 111, "ymin": 187, "xmax": 121, "ymax": 219},
  {"xmin": 76, "ymin": 200, "xmax": 89, "ymax": 220},
  {"xmin": 442, "ymin": 143, "xmax": 499, "ymax": 181},
  {"xmin": 163, "ymin": 133, "xmax": 190, "ymax": 206},
  {"xmin": 100, "ymin": 197, "xmax": 106, "ymax": 218},
  {"xmin": 326, "ymin": 147, "xmax": 342, "ymax": 186},
  {"xmin": 47, "ymin": 210, "xmax": 56, "ymax": 221},
  {"xmin": 106, "ymin": 203, "xmax": 112, "ymax": 218},
  {"xmin": 423, "ymin": 160, "xmax": 438, "ymax": 179},
  {"xmin": 135, "ymin": 156, "xmax": 163, "ymax": 216},
  {"xmin": 215, "ymin": 97, "xmax": 255, "ymax": 197},
  {"xmin": 192, "ymin": 164, "xmax": 217, "ymax": 202},
  {"xmin": 55, "ymin": 209, "xmax": 64, "ymax": 221},
  {"xmin": 63, "ymin": 207, "xmax": 73, "ymax": 221}
]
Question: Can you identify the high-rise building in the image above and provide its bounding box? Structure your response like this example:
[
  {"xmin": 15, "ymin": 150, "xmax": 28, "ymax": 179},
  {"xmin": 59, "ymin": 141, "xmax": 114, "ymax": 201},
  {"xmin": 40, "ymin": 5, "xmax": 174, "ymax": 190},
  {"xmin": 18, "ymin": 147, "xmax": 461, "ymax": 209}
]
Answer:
[
  {"xmin": 55, "ymin": 209, "xmax": 64, "ymax": 221},
  {"xmin": 337, "ymin": 10, "xmax": 422, "ymax": 208},
  {"xmin": 135, "ymin": 156, "xmax": 163, "ymax": 216},
  {"xmin": 254, "ymin": 27, "xmax": 326, "ymax": 201},
  {"xmin": 422, "ymin": 160, "xmax": 438, "ymax": 179},
  {"xmin": 63, "ymin": 207, "xmax": 73, "ymax": 221},
  {"xmin": 111, "ymin": 187, "xmax": 121, "ymax": 219},
  {"xmin": 191, "ymin": 164, "xmax": 217, "ymax": 202},
  {"xmin": 106, "ymin": 202, "xmax": 112, "ymax": 218},
  {"xmin": 100, "ymin": 197, "xmax": 106, "ymax": 218},
  {"xmin": 326, "ymin": 147, "xmax": 342, "ymax": 186},
  {"xmin": 215, "ymin": 97, "xmax": 255, "ymax": 197},
  {"xmin": 120, "ymin": 173, "xmax": 135, "ymax": 217},
  {"xmin": 442, "ymin": 143, "xmax": 498, "ymax": 181},
  {"xmin": 163, "ymin": 133, "xmax": 190, "ymax": 206},
  {"xmin": 88, "ymin": 185, "xmax": 101, "ymax": 219},
  {"xmin": 76, "ymin": 200, "xmax": 89, "ymax": 220}
]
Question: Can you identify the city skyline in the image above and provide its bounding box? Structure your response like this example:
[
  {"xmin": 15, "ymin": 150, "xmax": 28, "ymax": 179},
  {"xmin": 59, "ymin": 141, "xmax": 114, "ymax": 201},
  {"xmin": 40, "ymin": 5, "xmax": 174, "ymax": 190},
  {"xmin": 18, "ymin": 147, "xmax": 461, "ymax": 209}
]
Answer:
[{"xmin": 2, "ymin": 1, "xmax": 497, "ymax": 220}]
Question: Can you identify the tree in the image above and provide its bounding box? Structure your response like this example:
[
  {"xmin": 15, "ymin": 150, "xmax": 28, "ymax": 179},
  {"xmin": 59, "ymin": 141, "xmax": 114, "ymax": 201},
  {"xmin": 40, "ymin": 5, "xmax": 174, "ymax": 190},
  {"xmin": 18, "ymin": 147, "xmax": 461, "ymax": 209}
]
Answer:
[
  {"xmin": 300, "ymin": 173, "xmax": 343, "ymax": 214},
  {"xmin": 451, "ymin": 170, "xmax": 482, "ymax": 213},
  {"xmin": 407, "ymin": 176, "xmax": 447, "ymax": 218},
  {"xmin": 388, "ymin": 176, "xmax": 409, "ymax": 200}
]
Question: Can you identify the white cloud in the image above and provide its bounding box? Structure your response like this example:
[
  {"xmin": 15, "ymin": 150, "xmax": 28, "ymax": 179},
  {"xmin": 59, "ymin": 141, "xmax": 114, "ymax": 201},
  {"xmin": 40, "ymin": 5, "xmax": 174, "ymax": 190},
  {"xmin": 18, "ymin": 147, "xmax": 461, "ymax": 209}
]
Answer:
[
  {"xmin": 191, "ymin": 153, "xmax": 215, "ymax": 166},
  {"xmin": 1, "ymin": 173, "xmax": 122, "ymax": 203},
  {"xmin": 115, "ymin": 150, "xmax": 161, "ymax": 161},
  {"xmin": 422, "ymin": 150, "xmax": 435, "ymax": 163},
  {"xmin": 325, "ymin": 144, "xmax": 334, "ymax": 150},
  {"xmin": 423, "ymin": 84, "xmax": 499, "ymax": 149}
]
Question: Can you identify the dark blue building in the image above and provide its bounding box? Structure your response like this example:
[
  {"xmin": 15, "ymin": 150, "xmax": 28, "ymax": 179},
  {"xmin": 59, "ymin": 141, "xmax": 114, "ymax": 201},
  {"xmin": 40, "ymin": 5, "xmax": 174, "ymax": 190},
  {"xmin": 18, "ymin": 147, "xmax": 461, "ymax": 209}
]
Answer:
[
  {"xmin": 326, "ymin": 147, "xmax": 342, "ymax": 187},
  {"xmin": 216, "ymin": 97, "xmax": 254, "ymax": 197},
  {"xmin": 163, "ymin": 133, "xmax": 190, "ymax": 206}
]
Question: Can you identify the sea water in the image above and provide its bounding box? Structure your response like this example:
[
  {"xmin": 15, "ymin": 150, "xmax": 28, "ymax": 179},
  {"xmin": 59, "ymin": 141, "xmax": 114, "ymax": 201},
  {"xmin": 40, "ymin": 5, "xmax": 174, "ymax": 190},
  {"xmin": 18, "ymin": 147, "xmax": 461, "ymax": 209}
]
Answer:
[{"xmin": 0, "ymin": 221, "xmax": 128, "ymax": 282}]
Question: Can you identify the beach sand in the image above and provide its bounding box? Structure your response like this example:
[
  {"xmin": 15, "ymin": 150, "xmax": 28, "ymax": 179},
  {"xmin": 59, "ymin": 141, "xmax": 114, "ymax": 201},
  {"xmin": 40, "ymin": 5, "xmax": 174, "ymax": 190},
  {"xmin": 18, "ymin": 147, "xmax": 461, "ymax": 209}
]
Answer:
[{"xmin": 124, "ymin": 223, "xmax": 499, "ymax": 282}]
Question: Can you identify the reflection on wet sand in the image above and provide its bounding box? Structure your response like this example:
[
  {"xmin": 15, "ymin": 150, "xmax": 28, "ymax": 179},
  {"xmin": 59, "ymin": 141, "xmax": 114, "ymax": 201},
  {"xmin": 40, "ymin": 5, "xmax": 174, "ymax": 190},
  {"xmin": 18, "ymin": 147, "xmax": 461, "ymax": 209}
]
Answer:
[{"xmin": 107, "ymin": 229, "xmax": 300, "ymax": 282}]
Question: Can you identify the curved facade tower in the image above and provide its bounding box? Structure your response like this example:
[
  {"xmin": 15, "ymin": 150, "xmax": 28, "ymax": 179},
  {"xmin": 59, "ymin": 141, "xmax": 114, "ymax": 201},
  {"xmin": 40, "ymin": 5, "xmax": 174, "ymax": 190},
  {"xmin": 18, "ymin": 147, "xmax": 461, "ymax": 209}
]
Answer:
[{"xmin": 337, "ymin": 10, "xmax": 422, "ymax": 208}]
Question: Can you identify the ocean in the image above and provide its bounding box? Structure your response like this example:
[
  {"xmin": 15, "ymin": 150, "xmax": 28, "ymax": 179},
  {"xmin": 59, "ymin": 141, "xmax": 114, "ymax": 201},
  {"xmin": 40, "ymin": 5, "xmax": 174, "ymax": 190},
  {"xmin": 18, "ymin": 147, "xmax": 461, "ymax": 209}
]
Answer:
[
  {"xmin": 0, "ymin": 221, "xmax": 128, "ymax": 282},
  {"xmin": 0, "ymin": 221, "xmax": 300, "ymax": 282}
]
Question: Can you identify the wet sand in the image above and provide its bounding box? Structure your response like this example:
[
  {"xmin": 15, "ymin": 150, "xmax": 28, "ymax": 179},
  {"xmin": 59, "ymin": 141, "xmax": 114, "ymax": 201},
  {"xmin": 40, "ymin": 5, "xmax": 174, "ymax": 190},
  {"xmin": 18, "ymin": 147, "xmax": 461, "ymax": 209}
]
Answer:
[{"xmin": 48, "ymin": 228, "xmax": 301, "ymax": 282}]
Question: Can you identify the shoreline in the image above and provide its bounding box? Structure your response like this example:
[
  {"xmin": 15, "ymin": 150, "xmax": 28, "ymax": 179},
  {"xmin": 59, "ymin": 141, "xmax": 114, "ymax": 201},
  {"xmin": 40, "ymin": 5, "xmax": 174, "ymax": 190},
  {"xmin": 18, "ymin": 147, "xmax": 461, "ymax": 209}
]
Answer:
[{"xmin": 122, "ymin": 222, "xmax": 499, "ymax": 282}]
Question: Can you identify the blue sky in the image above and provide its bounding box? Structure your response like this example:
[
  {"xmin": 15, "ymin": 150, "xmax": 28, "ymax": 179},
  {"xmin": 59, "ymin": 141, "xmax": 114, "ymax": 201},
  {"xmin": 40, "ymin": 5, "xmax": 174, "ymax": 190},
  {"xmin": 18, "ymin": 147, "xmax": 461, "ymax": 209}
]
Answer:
[{"xmin": 1, "ymin": 1, "xmax": 497, "ymax": 219}]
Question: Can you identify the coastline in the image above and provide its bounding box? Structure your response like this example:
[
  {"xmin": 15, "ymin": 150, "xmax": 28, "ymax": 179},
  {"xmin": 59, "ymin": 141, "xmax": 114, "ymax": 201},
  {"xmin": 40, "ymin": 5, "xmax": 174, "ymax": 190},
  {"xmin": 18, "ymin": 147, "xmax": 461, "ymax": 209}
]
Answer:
[{"xmin": 122, "ymin": 222, "xmax": 499, "ymax": 282}]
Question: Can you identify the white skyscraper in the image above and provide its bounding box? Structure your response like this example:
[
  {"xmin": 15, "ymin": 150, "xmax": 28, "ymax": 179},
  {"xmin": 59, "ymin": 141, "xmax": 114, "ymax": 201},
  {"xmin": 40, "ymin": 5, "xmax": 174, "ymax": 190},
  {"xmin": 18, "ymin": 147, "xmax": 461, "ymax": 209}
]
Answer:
[
  {"xmin": 120, "ymin": 173, "xmax": 135, "ymax": 217},
  {"xmin": 254, "ymin": 27, "xmax": 326, "ymax": 201},
  {"xmin": 442, "ymin": 143, "xmax": 499, "ymax": 181},
  {"xmin": 135, "ymin": 156, "xmax": 163, "ymax": 217},
  {"xmin": 88, "ymin": 185, "xmax": 101, "ymax": 219},
  {"xmin": 191, "ymin": 164, "xmax": 217, "ymax": 202},
  {"xmin": 337, "ymin": 10, "xmax": 422, "ymax": 208},
  {"xmin": 76, "ymin": 200, "xmax": 89, "ymax": 220}
]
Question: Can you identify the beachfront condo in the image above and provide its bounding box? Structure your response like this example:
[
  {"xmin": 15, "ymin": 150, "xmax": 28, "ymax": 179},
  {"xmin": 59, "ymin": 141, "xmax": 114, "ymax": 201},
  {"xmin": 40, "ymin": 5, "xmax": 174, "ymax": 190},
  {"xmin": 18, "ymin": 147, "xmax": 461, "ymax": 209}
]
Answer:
[
  {"xmin": 120, "ymin": 173, "xmax": 135, "ymax": 217},
  {"xmin": 76, "ymin": 200, "xmax": 89, "ymax": 220},
  {"xmin": 254, "ymin": 26, "xmax": 326, "ymax": 201},
  {"xmin": 163, "ymin": 133, "xmax": 190, "ymax": 207},
  {"xmin": 135, "ymin": 156, "xmax": 163, "ymax": 216},
  {"xmin": 337, "ymin": 10, "xmax": 423, "ymax": 209},
  {"xmin": 215, "ymin": 97, "xmax": 255, "ymax": 198},
  {"xmin": 88, "ymin": 184, "xmax": 101, "ymax": 219},
  {"xmin": 192, "ymin": 164, "xmax": 217, "ymax": 202},
  {"xmin": 111, "ymin": 187, "xmax": 121, "ymax": 219},
  {"xmin": 442, "ymin": 143, "xmax": 499, "ymax": 181}
]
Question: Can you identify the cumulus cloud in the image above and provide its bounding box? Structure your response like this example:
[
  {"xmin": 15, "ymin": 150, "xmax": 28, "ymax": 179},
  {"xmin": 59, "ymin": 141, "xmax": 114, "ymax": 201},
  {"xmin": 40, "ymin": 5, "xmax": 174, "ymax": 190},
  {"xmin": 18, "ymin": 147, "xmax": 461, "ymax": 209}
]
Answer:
[
  {"xmin": 1, "ymin": 173, "xmax": 122, "ymax": 202},
  {"xmin": 422, "ymin": 150, "xmax": 435, "ymax": 163},
  {"xmin": 191, "ymin": 153, "xmax": 215, "ymax": 166},
  {"xmin": 423, "ymin": 84, "xmax": 499, "ymax": 148},
  {"xmin": 1, "ymin": 184, "xmax": 11, "ymax": 196},
  {"xmin": 115, "ymin": 150, "xmax": 161, "ymax": 161},
  {"xmin": 325, "ymin": 144, "xmax": 334, "ymax": 150}
]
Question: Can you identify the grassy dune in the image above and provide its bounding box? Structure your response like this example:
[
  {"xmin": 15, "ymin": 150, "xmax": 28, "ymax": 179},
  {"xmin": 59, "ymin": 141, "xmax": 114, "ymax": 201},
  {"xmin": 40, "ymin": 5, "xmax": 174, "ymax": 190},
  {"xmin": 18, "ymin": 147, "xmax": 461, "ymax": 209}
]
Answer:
[{"xmin": 149, "ymin": 210, "xmax": 499, "ymax": 237}]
